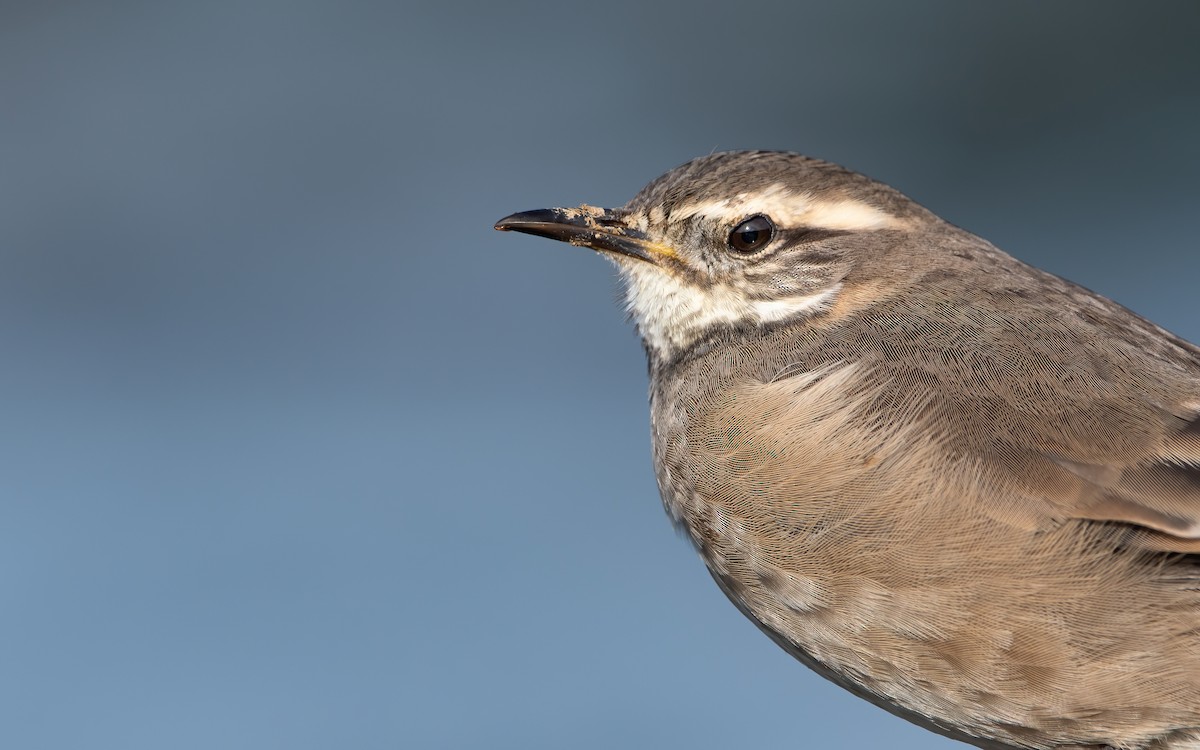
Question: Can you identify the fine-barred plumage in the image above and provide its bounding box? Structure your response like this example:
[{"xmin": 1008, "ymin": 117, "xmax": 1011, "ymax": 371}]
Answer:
[{"xmin": 496, "ymin": 151, "xmax": 1200, "ymax": 750}]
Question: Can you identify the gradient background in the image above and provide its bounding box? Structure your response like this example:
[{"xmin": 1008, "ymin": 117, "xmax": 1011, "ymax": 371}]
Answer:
[{"xmin": 2, "ymin": 2, "xmax": 1198, "ymax": 748}]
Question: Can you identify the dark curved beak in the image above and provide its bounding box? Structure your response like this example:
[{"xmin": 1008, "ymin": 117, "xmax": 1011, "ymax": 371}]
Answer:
[{"xmin": 494, "ymin": 206, "xmax": 673, "ymax": 264}]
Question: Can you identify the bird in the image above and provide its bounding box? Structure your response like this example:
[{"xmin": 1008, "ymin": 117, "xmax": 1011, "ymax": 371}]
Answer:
[{"xmin": 493, "ymin": 150, "xmax": 1200, "ymax": 750}]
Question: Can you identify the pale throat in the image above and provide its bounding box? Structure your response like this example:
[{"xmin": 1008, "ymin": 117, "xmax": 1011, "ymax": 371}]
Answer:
[{"xmin": 617, "ymin": 261, "xmax": 841, "ymax": 359}]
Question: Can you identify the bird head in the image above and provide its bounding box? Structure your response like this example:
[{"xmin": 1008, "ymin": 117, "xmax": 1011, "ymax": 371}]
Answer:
[{"xmin": 496, "ymin": 151, "xmax": 935, "ymax": 361}]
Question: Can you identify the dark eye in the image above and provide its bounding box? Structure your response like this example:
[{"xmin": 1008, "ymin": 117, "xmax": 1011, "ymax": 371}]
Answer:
[{"xmin": 727, "ymin": 215, "xmax": 775, "ymax": 254}]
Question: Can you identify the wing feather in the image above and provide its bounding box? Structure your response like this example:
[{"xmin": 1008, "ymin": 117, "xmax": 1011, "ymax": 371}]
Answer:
[{"xmin": 1045, "ymin": 410, "xmax": 1200, "ymax": 551}]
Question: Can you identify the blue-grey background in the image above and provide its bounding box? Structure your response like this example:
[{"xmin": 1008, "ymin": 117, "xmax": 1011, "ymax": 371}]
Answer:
[{"xmin": 2, "ymin": 2, "xmax": 1197, "ymax": 748}]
